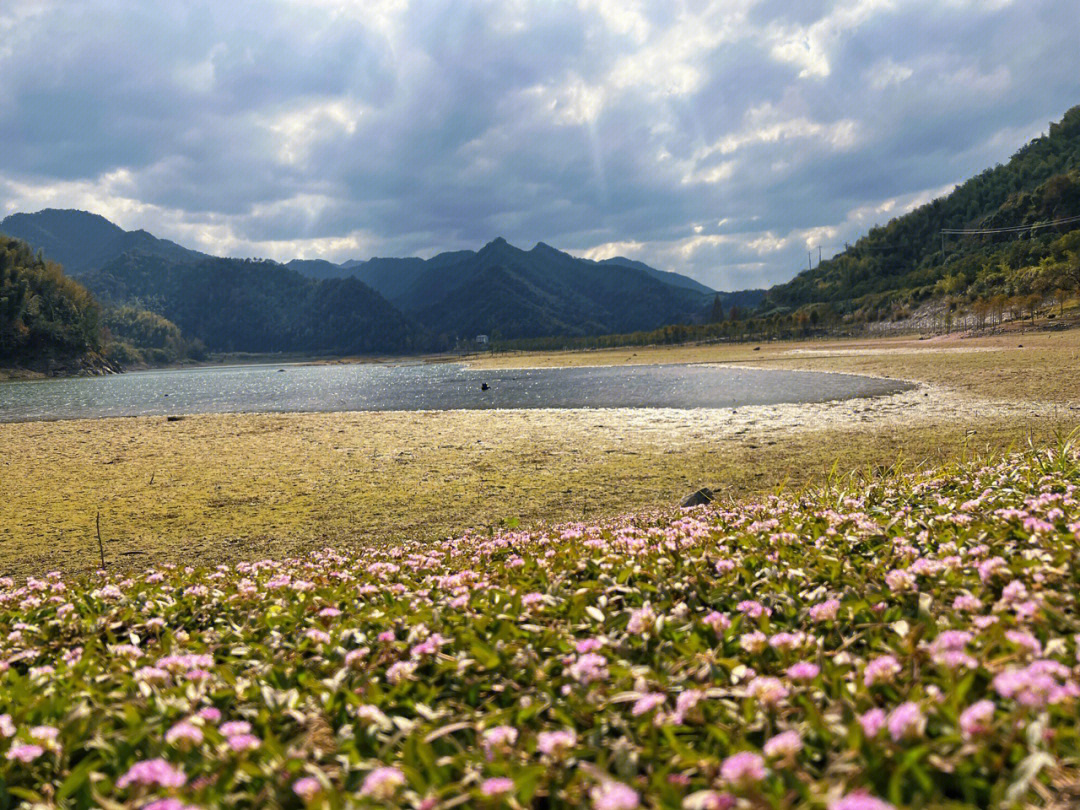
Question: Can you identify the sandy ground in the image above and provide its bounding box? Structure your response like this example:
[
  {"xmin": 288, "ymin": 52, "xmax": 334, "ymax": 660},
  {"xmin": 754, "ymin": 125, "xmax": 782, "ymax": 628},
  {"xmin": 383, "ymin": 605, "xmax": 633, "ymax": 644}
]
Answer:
[{"xmin": 2, "ymin": 329, "xmax": 1078, "ymax": 577}]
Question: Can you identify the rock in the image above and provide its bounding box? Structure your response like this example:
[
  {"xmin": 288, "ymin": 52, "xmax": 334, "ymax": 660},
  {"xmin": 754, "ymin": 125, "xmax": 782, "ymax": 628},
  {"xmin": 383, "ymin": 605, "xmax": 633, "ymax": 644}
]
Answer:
[
  {"xmin": 481, "ymin": 382, "xmax": 490, "ymax": 391},
  {"xmin": 166, "ymin": 415, "xmax": 185, "ymax": 422},
  {"xmin": 680, "ymin": 487, "xmax": 714, "ymax": 508}
]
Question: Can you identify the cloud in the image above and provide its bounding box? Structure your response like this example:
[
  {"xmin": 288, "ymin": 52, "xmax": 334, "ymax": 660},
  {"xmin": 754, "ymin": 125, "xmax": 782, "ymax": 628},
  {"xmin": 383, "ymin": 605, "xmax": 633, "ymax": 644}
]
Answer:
[{"xmin": 0, "ymin": 0, "xmax": 1077, "ymax": 290}]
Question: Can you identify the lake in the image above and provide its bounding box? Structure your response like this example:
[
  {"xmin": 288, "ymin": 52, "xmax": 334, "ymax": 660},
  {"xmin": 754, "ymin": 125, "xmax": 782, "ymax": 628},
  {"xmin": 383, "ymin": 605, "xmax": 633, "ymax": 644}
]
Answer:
[{"xmin": 0, "ymin": 362, "xmax": 913, "ymax": 422}]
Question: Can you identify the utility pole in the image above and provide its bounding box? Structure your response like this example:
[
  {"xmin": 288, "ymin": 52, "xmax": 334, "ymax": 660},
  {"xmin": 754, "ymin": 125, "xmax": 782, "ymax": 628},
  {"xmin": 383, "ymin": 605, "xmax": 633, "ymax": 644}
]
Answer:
[
  {"xmin": 818, "ymin": 246, "xmax": 822, "ymax": 264},
  {"xmin": 808, "ymin": 251, "xmax": 812, "ymax": 270}
]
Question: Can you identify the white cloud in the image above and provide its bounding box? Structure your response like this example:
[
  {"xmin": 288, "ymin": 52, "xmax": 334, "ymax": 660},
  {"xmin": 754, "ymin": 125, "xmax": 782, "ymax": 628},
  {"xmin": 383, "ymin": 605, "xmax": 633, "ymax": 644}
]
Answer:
[
  {"xmin": 697, "ymin": 104, "xmax": 862, "ymax": 158},
  {"xmin": 1, "ymin": 0, "xmax": 1077, "ymax": 290},
  {"xmin": 578, "ymin": 0, "xmax": 650, "ymax": 43},
  {"xmin": 867, "ymin": 58, "xmax": 913, "ymax": 90},
  {"xmin": 261, "ymin": 98, "xmax": 366, "ymax": 166},
  {"xmin": 769, "ymin": 0, "xmax": 897, "ymax": 78},
  {"xmin": 573, "ymin": 239, "xmax": 648, "ymax": 261}
]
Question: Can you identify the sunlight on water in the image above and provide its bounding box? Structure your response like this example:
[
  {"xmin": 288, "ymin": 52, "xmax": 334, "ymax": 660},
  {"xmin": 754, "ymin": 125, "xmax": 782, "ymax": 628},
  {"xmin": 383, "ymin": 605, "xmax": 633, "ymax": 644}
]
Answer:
[{"xmin": 0, "ymin": 363, "xmax": 912, "ymax": 423}]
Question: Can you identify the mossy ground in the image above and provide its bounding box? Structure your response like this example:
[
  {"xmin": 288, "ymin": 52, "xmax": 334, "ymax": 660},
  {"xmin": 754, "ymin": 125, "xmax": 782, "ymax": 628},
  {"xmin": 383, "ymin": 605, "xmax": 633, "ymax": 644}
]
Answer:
[{"xmin": 1, "ymin": 329, "xmax": 1077, "ymax": 577}]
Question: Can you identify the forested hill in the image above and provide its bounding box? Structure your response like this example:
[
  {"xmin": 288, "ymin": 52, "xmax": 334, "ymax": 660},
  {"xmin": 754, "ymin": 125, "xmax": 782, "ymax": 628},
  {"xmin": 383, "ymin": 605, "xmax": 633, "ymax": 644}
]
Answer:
[
  {"xmin": 766, "ymin": 104, "xmax": 1080, "ymax": 314},
  {"xmin": 83, "ymin": 253, "xmax": 419, "ymax": 355},
  {"xmin": 0, "ymin": 209, "xmax": 205, "ymax": 275},
  {"xmin": 0, "ymin": 234, "xmax": 103, "ymax": 369}
]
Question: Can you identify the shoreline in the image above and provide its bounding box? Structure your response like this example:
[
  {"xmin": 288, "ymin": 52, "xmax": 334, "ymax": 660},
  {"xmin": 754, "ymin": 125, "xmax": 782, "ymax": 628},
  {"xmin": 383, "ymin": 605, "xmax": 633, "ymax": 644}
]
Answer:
[{"xmin": 2, "ymin": 326, "xmax": 1077, "ymax": 577}]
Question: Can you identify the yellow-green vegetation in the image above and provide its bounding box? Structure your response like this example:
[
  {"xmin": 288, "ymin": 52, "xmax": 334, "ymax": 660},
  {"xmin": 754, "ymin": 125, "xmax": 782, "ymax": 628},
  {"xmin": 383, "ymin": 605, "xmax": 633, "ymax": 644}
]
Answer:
[{"xmin": 1, "ymin": 329, "xmax": 1078, "ymax": 578}]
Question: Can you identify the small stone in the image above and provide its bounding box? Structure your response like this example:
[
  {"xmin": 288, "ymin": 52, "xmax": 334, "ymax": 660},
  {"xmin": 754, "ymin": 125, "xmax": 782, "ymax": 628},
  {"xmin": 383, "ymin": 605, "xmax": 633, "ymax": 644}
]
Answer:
[{"xmin": 680, "ymin": 488, "xmax": 714, "ymax": 508}]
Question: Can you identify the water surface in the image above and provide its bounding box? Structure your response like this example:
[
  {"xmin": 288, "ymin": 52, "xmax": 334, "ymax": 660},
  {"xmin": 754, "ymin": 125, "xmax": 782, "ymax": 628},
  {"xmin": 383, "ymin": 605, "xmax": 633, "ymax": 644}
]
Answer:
[{"xmin": 0, "ymin": 362, "xmax": 912, "ymax": 423}]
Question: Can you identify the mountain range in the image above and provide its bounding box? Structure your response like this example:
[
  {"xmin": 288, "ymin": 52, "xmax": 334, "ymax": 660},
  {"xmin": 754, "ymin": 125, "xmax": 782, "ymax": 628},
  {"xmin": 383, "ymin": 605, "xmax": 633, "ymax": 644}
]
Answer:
[
  {"xmin": 0, "ymin": 209, "xmax": 760, "ymax": 355},
  {"xmin": 9, "ymin": 101, "xmax": 1079, "ymax": 364}
]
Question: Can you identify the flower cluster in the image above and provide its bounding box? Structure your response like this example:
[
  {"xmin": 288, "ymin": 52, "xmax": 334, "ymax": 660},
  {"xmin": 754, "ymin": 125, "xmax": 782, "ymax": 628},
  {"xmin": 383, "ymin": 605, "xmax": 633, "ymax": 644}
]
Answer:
[{"xmin": 1, "ymin": 447, "xmax": 1080, "ymax": 808}]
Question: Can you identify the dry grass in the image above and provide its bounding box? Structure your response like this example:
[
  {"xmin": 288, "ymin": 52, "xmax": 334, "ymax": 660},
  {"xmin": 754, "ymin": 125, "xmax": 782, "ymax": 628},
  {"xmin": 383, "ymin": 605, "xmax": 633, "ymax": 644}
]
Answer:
[{"xmin": 1, "ymin": 328, "xmax": 1078, "ymax": 577}]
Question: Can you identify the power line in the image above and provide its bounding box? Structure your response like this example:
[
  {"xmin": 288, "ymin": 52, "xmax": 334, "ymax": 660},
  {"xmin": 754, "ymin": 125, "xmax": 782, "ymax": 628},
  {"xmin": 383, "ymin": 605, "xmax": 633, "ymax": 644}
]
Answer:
[{"xmin": 941, "ymin": 213, "xmax": 1080, "ymax": 235}]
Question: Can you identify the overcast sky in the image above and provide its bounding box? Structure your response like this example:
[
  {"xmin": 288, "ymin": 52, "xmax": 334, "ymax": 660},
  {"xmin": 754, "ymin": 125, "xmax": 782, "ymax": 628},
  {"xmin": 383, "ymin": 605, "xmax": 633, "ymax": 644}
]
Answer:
[{"xmin": 2, "ymin": 1, "xmax": 1078, "ymax": 290}]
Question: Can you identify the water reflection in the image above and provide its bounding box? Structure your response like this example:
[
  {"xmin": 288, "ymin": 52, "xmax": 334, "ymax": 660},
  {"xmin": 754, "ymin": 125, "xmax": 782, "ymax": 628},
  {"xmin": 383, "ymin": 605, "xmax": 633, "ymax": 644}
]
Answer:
[{"xmin": 0, "ymin": 362, "xmax": 912, "ymax": 423}]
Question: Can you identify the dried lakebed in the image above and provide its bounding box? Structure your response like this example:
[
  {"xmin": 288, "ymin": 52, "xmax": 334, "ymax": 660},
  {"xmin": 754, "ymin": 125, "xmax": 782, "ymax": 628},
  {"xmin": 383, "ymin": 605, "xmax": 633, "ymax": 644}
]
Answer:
[{"xmin": 0, "ymin": 362, "xmax": 912, "ymax": 422}]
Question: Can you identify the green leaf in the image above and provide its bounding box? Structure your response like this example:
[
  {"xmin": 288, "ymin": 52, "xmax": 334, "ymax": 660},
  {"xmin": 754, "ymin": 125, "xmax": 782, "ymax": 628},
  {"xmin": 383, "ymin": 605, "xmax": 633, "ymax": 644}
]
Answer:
[{"xmin": 56, "ymin": 757, "xmax": 101, "ymax": 801}]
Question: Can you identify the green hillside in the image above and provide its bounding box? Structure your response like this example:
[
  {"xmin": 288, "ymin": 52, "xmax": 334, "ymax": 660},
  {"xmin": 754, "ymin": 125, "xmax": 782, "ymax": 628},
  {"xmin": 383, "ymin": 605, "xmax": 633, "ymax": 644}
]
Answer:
[
  {"xmin": 0, "ymin": 234, "xmax": 102, "ymax": 368},
  {"xmin": 766, "ymin": 105, "xmax": 1080, "ymax": 318}
]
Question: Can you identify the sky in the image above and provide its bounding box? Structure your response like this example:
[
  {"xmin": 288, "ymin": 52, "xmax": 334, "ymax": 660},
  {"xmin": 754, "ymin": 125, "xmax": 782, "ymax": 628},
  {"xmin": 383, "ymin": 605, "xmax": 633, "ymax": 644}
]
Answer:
[{"xmin": 2, "ymin": 1, "xmax": 1079, "ymax": 291}]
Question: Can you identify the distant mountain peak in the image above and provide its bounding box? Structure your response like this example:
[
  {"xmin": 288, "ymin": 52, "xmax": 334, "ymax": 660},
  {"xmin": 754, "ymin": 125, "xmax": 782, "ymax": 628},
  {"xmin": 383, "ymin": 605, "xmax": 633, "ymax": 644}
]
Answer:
[
  {"xmin": 0, "ymin": 208, "xmax": 204, "ymax": 275},
  {"xmin": 485, "ymin": 236, "xmax": 509, "ymax": 246}
]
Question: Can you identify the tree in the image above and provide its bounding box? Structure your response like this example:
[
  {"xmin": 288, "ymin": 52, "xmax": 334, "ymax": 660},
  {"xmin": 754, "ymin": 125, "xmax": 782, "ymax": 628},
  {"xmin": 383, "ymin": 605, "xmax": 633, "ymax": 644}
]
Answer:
[{"xmin": 710, "ymin": 294, "xmax": 725, "ymax": 323}]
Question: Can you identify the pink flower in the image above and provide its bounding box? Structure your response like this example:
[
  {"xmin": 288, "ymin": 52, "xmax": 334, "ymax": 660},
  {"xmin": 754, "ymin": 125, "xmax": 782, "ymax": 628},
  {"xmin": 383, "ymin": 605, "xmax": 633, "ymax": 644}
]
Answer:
[
  {"xmin": 198, "ymin": 707, "xmax": 221, "ymax": 724},
  {"xmin": 293, "ymin": 776, "xmax": 321, "ymax": 800},
  {"xmin": 887, "ymin": 702, "xmax": 926, "ymax": 741},
  {"xmin": 537, "ymin": 729, "xmax": 576, "ymax": 756},
  {"xmin": 165, "ymin": 721, "xmax": 203, "ymax": 747},
  {"xmin": 959, "ymin": 699, "xmax": 995, "ymax": 739},
  {"xmin": 786, "ymin": 662, "xmax": 820, "ymax": 682},
  {"xmin": 747, "ymin": 676, "xmax": 788, "ymax": 706},
  {"xmin": 952, "ymin": 594, "xmax": 982, "ymax": 613},
  {"xmin": 769, "ymin": 631, "xmax": 806, "ymax": 651},
  {"xmin": 5, "ymin": 744, "xmax": 44, "ymax": 763},
  {"xmin": 219, "ymin": 721, "xmax": 251, "ymax": 737},
  {"xmin": 590, "ymin": 781, "xmax": 639, "ymax": 810},
  {"xmin": 627, "ymin": 604, "xmax": 656, "ymax": 635},
  {"xmin": 386, "ymin": 660, "xmax": 417, "ymax": 683},
  {"xmin": 720, "ymin": 751, "xmax": 767, "ymax": 788},
  {"xmin": 143, "ymin": 800, "xmax": 200, "ymax": 810},
  {"xmin": 736, "ymin": 600, "xmax": 768, "ymax": 618},
  {"xmin": 685, "ymin": 792, "xmax": 735, "ymax": 810},
  {"xmin": 27, "ymin": 726, "xmax": 58, "ymax": 746},
  {"xmin": 481, "ymin": 777, "xmax": 514, "ymax": 797},
  {"xmin": 568, "ymin": 652, "xmax": 609, "ymax": 684},
  {"xmin": 830, "ymin": 794, "xmax": 896, "ymax": 810},
  {"xmin": 575, "ymin": 638, "xmax": 604, "ymax": 653},
  {"xmin": 763, "ymin": 730, "xmax": 802, "ymax": 760},
  {"xmin": 116, "ymin": 758, "xmax": 187, "ymax": 789},
  {"xmin": 859, "ymin": 708, "xmax": 886, "ymax": 737},
  {"xmin": 809, "ymin": 599, "xmax": 840, "ymax": 621},
  {"xmin": 305, "ymin": 628, "xmax": 331, "ymax": 644},
  {"xmin": 992, "ymin": 660, "xmax": 1078, "ymax": 707},
  {"xmin": 863, "ymin": 655, "xmax": 901, "ymax": 687},
  {"xmin": 344, "ymin": 647, "xmax": 369, "ymax": 668},
  {"xmin": 1004, "ymin": 630, "xmax": 1042, "ymax": 657},
  {"xmin": 739, "ymin": 631, "xmax": 767, "ymax": 653},
  {"xmin": 702, "ymin": 611, "xmax": 730, "ymax": 632},
  {"xmin": 631, "ymin": 693, "xmax": 666, "ymax": 716},
  {"xmin": 360, "ymin": 766, "xmax": 405, "ymax": 800},
  {"xmin": 482, "ymin": 725, "xmax": 518, "ymax": 758},
  {"xmin": 885, "ymin": 569, "xmax": 916, "ymax": 592},
  {"xmin": 227, "ymin": 733, "xmax": 260, "ymax": 752}
]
